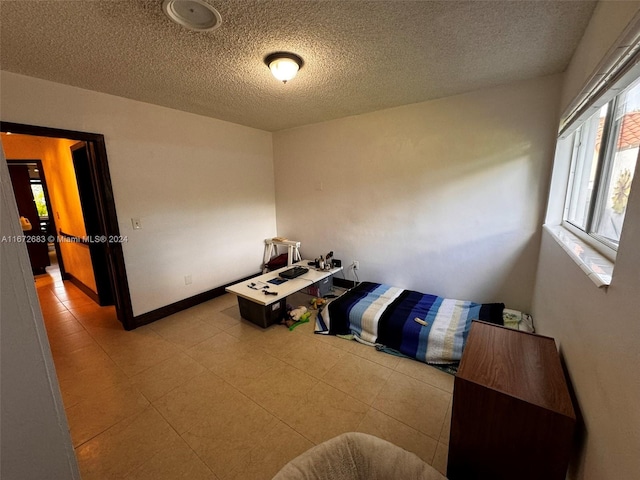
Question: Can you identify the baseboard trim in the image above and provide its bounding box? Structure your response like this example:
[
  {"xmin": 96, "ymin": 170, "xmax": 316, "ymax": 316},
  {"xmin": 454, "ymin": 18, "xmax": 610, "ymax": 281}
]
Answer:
[
  {"xmin": 66, "ymin": 273, "xmax": 101, "ymax": 305},
  {"xmin": 130, "ymin": 272, "xmax": 261, "ymax": 329}
]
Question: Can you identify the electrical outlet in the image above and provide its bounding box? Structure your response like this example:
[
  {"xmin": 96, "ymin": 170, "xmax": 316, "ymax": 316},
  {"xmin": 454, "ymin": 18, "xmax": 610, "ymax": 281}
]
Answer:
[
  {"xmin": 184, "ymin": 275, "xmax": 192, "ymax": 285},
  {"xmin": 353, "ymin": 261, "xmax": 359, "ymax": 270},
  {"xmin": 131, "ymin": 218, "xmax": 142, "ymax": 230}
]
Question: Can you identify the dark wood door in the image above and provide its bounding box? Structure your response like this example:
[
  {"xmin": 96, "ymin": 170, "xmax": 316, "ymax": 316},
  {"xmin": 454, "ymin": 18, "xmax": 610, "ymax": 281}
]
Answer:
[
  {"xmin": 71, "ymin": 141, "xmax": 114, "ymax": 306},
  {"xmin": 7, "ymin": 164, "xmax": 50, "ymax": 273}
]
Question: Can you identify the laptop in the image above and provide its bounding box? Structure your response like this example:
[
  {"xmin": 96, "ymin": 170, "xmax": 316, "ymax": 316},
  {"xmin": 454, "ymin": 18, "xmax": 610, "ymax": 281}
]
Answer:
[{"xmin": 279, "ymin": 266, "xmax": 309, "ymax": 279}]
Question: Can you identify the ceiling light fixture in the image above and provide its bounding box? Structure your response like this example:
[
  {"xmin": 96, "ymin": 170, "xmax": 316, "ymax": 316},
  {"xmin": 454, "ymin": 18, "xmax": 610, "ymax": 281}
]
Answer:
[
  {"xmin": 264, "ymin": 52, "xmax": 304, "ymax": 84},
  {"xmin": 162, "ymin": 0, "xmax": 222, "ymax": 32}
]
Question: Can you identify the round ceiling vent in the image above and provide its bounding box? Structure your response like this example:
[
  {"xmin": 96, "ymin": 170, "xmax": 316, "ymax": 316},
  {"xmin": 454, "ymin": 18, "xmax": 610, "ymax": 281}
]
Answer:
[{"xmin": 162, "ymin": 0, "xmax": 222, "ymax": 32}]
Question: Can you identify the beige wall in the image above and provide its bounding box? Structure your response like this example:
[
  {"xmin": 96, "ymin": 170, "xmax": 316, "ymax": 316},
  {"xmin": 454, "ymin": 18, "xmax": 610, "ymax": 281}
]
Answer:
[
  {"xmin": 2, "ymin": 133, "xmax": 97, "ymax": 293},
  {"xmin": 0, "ymin": 71, "xmax": 276, "ymax": 316},
  {"xmin": 532, "ymin": 2, "xmax": 640, "ymax": 479},
  {"xmin": 273, "ymin": 75, "xmax": 561, "ymax": 312}
]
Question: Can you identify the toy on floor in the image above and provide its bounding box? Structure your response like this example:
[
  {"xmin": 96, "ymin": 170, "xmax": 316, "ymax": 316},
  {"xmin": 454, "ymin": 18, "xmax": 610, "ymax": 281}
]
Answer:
[
  {"xmin": 281, "ymin": 305, "xmax": 311, "ymax": 330},
  {"xmin": 310, "ymin": 297, "xmax": 327, "ymax": 310}
]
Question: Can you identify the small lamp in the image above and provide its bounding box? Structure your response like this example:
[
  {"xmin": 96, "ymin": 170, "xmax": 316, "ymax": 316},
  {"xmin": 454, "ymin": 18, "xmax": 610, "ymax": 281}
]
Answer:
[{"xmin": 265, "ymin": 52, "xmax": 304, "ymax": 84}]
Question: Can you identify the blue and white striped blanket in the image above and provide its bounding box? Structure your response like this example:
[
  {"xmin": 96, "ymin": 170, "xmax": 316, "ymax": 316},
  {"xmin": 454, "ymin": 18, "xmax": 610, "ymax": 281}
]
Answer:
[{"xmin": 316, "ymin": 282, "xmax": 504, "ymax": 365}]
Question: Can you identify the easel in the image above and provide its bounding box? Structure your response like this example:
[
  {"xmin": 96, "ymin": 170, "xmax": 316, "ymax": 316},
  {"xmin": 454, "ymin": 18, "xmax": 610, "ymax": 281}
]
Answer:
[{"xmin": 263, "ymin": 238, "xmax": 301, "ymax": 273}]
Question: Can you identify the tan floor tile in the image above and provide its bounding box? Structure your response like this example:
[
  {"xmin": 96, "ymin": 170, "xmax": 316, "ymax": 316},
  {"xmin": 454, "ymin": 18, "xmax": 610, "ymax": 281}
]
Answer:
[
  {"xmin": 148, "ymin": 312, "xmax": 222, "ymax": 349},
  {"xmin": 372, "ymin": 372, "xmax": 450, "ymax": 439},
  {"xmin": 432, "ymin": 442, "xmax": 449, "ymax": 476},
  {"xmin": 42, "ymin": 308, "xmax": 78, "ymax": 324},
  {"xmin": 75, "ymin": 406, "xmax": 185, "ymax": 479},
  {"xmin": 62, "ymin": 295, "xmax": 99, "ymax": 309},
  {"xmin": 215, "ymin": 347, "xmax": 285, "ymax": 389},
  {"xmin": 185, "ymin": 331, "xmax": 245, "ymax": 368},
  {"xmin": 439, "ymin": 400, "xmax": 452, "ymax": 445},
  {"xmin": 37, "ymin": 283, "xmax": 57, "ymax": 294},
  {"xmin": 356, "ymin": 408, "xmax": 438, "ymax": 464},
  {"xmin": 190, "ymin": 294, "xmax": 239, "ymax": 315},
  {"xmin": 110, "ymin": 344, "xmax": 182, "ymax": 377},
  {"xmin": 274, "ymin": 335, "xmax": 349, "ymax": 379},
  {"xmin": 153, "ymin": 372, "xmax": 242, "ymax": 434},
  {"xmin": 52, "ymin": 343, "xmax": 114, "ymax": 380},
  {"xmin": 321, "ymin": 353, "xmax": 393, "ymax": 405},
  {"xmin": 53, "ymin": 288, "xmax": 90, "ymax": 302},
  {"xmin": 87, "ymin": 326, "xmax": 181, "ymax": 376},
  {"xmin": 181, "ymin": 394, "xmax": 280, "ymax": 479},
  {"xmin": 57, "ymin": 358, "xmax": 130, "ymax": 408},
  {"xmin": 48, "ymin": 329, "xmax": 96, "ymax": 355},
  {"xmin": 36, "ymin": 286, "xmax": 57, "ymax": 295},
  {"xmin": 198, "ymin": 308, "xmax": 242, "ymax": 330},
  {"xmin": 39, "ymin": 299, "xmax": 69, "ymax": 315},
  {"xmin": 127, "ymin": 437, "xmax": 218, "ymax": 480},
  {"xmin": 225, "ymin": 421, "xmax": 314, "ymax": 480},
  {"xmin": 85, "ymin": 322, "xmax": 161, "ymax": 347},
  {"xmin": 239, "ymin": 364, "xmax": 318, "ymax": 420},
  {"xmin": 283, "ymin": 381, "xmax": 369, "ymax": 445},
  {"xmin": 44, "ymin": 316, "xmax": 86, "ymax": 339},
  {"xmin": 395, "ymin": 357, "xmax": 455, "ymax": 393},
  {"xmin": 186, "ymin": 332, "xmax": 285, "ymax": 389},
  {"xmin": 131, "ymin": 352, "xmax": 207, "ymax": 402},
  {"xmin": 244, "ymin": 323, "xmax": 297, "ymax": 357},
  {"xmin": 66, "ymin": 381, "xmax": 150, "ymax": 447},
  {"xmin": 349, "ymin": 340, "xmax": 402, "ymax": 369},
  {"xmin": 221, "ymin": 304, "xmax": 243, "ymax": 321},
  {"xmin": 69, "ymin": 304, "xmax": 119, "ymax": 328},
  {"xmin": 314, "ymin": 332, "xmax": 358, "ymax": 352},
  {"xmin": 52, "ymin": 282, "xmax": 88, "ymax": 297},
  {"xmin": 224, "ymin": 318, "xmax": 268, "ymax": 342}
]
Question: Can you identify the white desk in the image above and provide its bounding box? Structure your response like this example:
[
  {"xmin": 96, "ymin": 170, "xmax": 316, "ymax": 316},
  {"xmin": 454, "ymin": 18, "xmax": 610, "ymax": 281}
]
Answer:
[{"xmin": 226, "ymin": 260, "xmax": 342, "ymax": 327}]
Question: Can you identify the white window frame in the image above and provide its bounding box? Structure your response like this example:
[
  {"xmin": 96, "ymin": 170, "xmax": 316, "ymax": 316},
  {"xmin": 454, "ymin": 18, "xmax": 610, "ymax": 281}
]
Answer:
[{"xmin": 560, "ymin": 61, "xmax": 640, "ymax": 262}]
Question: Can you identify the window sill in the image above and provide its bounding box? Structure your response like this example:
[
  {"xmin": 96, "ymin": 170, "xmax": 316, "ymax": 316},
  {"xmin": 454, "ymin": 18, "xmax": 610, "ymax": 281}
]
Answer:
[{"xmin": 543, "ymin": 224, "xmax": 613, "ymax": 288}]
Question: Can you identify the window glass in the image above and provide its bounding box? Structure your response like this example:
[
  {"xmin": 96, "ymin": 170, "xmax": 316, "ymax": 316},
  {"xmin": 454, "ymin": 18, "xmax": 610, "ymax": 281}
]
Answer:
[
  {"xmin": 30, "ymin": 184, "xmax": 48, "ymax": 218},
  {"xmin": 593, "ymin": 79, "xmax": 640, "ymax": 244},
  {"xmin": 565, "ymin": 105, "xmax": 608, "ymax": 230}
]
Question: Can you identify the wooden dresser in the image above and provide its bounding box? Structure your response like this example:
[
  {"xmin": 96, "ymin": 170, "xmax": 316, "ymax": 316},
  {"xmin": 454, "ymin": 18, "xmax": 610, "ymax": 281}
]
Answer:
[{"xmin": 447, "ymin": 321, "xmax": 575, "ymax": 480}]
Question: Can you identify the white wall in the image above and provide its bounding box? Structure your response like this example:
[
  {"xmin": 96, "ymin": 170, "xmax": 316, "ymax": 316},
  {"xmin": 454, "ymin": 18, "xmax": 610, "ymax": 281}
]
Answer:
[
  {"xmin": 273, "ymin": 75, "xmax": 561, "ymax": 312},
  {"xmin": 0, "ymin": 71, "xmax": 277, "ymax": 316},
  {"xmin": 532, "ymin": 3, "xmax": 640, "ymax": 479},
  {"xmin": 0, "ymin": 148, "xmax": 80, "ymax": 479}
]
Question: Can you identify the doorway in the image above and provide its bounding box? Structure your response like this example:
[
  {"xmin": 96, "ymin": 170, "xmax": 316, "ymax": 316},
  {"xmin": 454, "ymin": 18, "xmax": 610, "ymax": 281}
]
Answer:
[
  {"xmin": 6, "ymin": 160, "xmax": 57, "ymax": 275},
  {"xmin": 1, "ymin": 122, "xmax": 134, "ymax": 330}
]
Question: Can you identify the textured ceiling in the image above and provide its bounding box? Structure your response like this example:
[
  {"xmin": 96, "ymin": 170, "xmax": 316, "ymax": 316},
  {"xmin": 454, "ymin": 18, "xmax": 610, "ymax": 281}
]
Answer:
[{"xmin": 0, "ymin": 0, "xmax": 596, "ymax": 132}]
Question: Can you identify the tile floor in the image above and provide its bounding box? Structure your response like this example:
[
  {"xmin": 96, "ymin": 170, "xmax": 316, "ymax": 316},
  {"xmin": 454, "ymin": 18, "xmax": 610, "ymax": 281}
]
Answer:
[{"xmin": 36, "ymin": 265, "xmax": 452, "ymax": 479}]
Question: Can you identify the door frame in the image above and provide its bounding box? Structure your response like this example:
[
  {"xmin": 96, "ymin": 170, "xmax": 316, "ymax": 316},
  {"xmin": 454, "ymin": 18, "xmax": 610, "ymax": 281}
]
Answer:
[
  {"xmin": 6, "ymin": 158, "xmax": 67, "ymax": 279},
  {"xmin": 70, "ymin": 141, "xmax": 114, "ymax": 306},
  {"xmin": 1, "ymin": 121, "xmax": 135, "ymax": 330}
]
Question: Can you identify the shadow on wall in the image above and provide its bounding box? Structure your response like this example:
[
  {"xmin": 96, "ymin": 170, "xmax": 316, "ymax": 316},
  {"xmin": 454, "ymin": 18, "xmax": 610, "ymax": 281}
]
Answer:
[
  {"xmin": 374, "ymin": 227, "xmax": 540, "ymax": 312},
  {"xmin": 276, "ymin": 79, "xmax": 559, "ymax": 314},
  {"xmin": 559, "ymin": 346, "xmax": 588, "ymax": 480}
]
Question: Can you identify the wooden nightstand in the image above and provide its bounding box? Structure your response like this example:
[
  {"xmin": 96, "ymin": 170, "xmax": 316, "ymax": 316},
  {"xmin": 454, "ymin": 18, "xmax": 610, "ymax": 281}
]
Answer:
[{"xmin": 447, "ymin": 321, "xmax": 575, "ymax": 480}]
